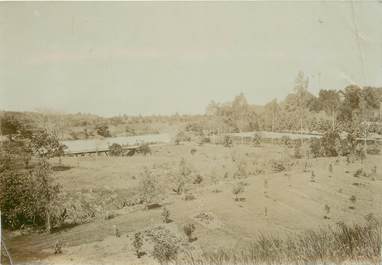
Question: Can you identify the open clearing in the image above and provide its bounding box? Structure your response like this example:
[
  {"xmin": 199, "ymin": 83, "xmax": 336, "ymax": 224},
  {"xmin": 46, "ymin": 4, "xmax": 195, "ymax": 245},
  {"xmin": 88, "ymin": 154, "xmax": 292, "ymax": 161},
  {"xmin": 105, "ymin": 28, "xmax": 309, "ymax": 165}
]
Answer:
[{"xmin": 4, "ymin": 142, "xmax": 382, "ymax": 265}]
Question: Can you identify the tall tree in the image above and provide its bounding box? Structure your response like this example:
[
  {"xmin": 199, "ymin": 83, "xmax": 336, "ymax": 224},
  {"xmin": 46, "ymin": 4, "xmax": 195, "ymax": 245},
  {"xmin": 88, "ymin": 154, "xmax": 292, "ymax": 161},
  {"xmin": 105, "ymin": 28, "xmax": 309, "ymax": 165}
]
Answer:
[
  {"xmin": 293, "ymin": 71, "xmax": 309, "ymax": 139},
  {"xmin": 318, "ymin": 90, "xmax": 340, "ymax": 129}
]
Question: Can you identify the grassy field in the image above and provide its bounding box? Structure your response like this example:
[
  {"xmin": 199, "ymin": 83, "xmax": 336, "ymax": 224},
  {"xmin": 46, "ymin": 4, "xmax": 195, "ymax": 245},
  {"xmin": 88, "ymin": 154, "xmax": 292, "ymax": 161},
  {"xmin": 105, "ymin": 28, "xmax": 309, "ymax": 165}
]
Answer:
[{"xmin": 3, "ymin": 142, "xmax": 382, "ymax": 265}]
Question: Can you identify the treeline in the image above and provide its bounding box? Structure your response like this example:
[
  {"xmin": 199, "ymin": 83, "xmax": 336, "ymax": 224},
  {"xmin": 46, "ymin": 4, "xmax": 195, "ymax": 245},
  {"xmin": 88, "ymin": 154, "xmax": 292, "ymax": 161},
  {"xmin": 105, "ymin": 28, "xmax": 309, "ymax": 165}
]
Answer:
[
  {"xmin": 201, "ymin": 72, "xmax": 382, "ymax": 135},
  {"xmin": 1, "ymin": 72, "xmax": 381, "ymax": 140},
  {"xmin": 0, "ymin": 110, "xmax": 206, "ymax": 140}
]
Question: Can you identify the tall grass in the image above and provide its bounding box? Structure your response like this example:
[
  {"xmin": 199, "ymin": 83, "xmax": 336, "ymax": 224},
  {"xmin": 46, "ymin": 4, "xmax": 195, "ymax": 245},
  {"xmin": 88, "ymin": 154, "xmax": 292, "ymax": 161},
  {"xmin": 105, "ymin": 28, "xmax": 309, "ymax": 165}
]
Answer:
[{"xmin": 180, "ymin": 219, "xmax": 381, "ymax": 265}]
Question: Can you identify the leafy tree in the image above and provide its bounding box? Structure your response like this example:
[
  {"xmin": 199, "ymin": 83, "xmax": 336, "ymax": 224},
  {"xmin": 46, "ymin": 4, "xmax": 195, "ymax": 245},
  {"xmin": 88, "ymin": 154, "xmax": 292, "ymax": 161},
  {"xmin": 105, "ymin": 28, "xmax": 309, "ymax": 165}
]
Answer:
[
  {"xmin": 138, "ymin": 167, "xmax": 160, "ymax": 207},
  {"xmin": 318, "ymin": 90, "xmax": 340, "ymax": 129},
  {"xmin": 320, "ymin": 130, "xmax": 341, "ymax": 157},
  {"xmin": 95, "ymin": 124, "xmax": 111, "ymax": 137},
  {"xmin": 0, "ymin": 112, "xmax": 23, "ymax": 138},
  {"xmin": 109, "ymin": 143, "xmax": 123, "ymax": 156},
  {"xmin": 0, "ymin": 114, "xmax": 65, "ymax": 230}
]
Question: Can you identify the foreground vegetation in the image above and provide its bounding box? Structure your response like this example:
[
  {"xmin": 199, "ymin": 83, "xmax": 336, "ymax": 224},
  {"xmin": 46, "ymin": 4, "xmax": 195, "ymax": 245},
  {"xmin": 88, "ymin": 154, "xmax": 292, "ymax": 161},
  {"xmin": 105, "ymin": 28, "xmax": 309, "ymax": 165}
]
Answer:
[{"xmin": 182, "ymin": 218, "xmax": 381, "ymax": 265}]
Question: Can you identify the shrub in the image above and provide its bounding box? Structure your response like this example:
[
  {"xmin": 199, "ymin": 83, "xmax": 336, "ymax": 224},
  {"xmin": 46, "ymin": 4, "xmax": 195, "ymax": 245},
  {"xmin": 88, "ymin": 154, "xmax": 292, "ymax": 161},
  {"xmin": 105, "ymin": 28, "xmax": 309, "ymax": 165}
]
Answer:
[
  {"xmin": 324, "ymin": 204, "xmax": 330, "ymax": 215},
  {"xmin": 253, "ymin": 133, "xmax": 262, "ymax": 146},
  {"xmin": 232, "ymin": 183, "xmax": 244, "ymax": 201},
  {"xmin": 137, "ymin": 143, "xmax": 151, "ymax": 156},
  {"xmin": 0, "ymin": 160, "xmax": 61, "ymax": 230},
  {"xmin": 132, "ymin": 232, "xmax": 143, "ymax": 258},
  {"xmin": 174, "ymin": 131, "xmax": 191, "ymax": 144},
  {"xmin": 353, "ymin": 168, "xmax": 366, "ymax": 178},
  {"xmin": 193, "ymin": 175, "xmax": 203, "ymax": 184},
  {"xmin": 294, "ymin": 142, "xmax": 302, "ymax": 158},
  {"xmin": 173, "ymin": 159, "xmax": 191, "ymax": 195},
  {"xmin": 281, "ymin": 136, "xmax": 291, "ymax": 146},
  {"xmin": 200, "ymin": 136, "xmax": 210, "ymax": 144},
  {"xmin": 95, "ymin": 124, "xmax": 111, "ymax": 137},
  {"xmin": 355, "ymin": 144, "xmax": 366, "ymax": 161},
  {"xmin": 54, "ymin": 240, "xmax": 63, "ymax": 254},
  {"xmin": 138, "ymin": 168, "xmax": 160, "ymax": 208},
  {"xmin": 235, "ymin": 160, "xmax": 248, "ymax": 178},
  {"xmin": 309, "ymin": 138, "xmax": 321, "ymax": 158},
  {"xmin": 367, "ymin": 143, "xmax": 381, "ymax": 155},
  {"xmin": 270, "ymin": 159, "xmax": 286, "ymax": 172},
  {"xmin": 109, "ymin": 143, "xmax": 123, "ymax": 156},
  {"xmin": 183, "ymin": 223, "xmax": 196, "ymax": 242},
  {"xmin": 223, "ymin": 135, "xmax": 233, "ymax": 147},
  {"xmin": 184, "ymin": 194, "xmax": 196, "ymax": 201},
  {"xmin": 161, "ymin": 207, "xmax": 170, "ymax": 223},
  {"xmin": 320, "ymin": 130, "xmax": 340, "ymax": 157},
  {"xmin": 310, "ymin": 171, "xmax": 316, "ymax": 182},
  {"xmin": 113, "ymin": 224, "xmax": 120, "ymax": 237},
  {"xmin": 152, "ymin": 237, "xmax": 178, "ymax": 264},
  {"xmin": 350, "ymin": 195, "xmax": 357, "ymax": 204},
  {"xmin": 183, "ymin": 221, "xmax": 382, "ymax": 264}
]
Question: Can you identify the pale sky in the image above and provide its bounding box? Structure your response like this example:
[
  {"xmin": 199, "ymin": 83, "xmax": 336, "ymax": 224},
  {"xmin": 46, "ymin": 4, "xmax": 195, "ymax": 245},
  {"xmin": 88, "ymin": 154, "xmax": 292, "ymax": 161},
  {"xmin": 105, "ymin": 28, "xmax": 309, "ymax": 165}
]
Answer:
[{"xmin": 0, "ymin": 1, "xmax": 382, "ymax": 117}]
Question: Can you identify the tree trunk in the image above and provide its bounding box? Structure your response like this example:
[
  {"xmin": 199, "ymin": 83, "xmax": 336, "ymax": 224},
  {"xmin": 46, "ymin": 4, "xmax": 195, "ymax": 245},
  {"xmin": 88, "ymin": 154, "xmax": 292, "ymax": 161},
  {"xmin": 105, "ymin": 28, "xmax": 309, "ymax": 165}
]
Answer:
[{"xmin": 46, "ymin": 209, "xmax": 51, "ymax": 233}]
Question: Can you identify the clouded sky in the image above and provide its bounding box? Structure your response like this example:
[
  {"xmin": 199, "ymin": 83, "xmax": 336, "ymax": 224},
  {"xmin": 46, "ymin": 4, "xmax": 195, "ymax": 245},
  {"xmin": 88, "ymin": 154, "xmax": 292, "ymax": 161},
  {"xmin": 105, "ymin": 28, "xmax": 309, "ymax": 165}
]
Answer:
[{"xmin": 0, "ymin": 1, "xmax": 381, "ymax": 116}]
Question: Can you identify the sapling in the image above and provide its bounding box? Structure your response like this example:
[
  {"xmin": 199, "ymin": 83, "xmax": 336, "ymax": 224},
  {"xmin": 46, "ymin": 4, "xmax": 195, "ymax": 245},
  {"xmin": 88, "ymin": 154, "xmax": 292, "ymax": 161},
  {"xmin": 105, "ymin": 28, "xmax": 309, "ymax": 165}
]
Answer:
[
  {"xmin": 232, "ymin": 183, "xmax": 244, "ymax": 201},
  {"xmin": 132, "ymin": 232, "xmax": 143, "ymax": 258},
  {"xmin": 183, "ymin": 223, "xmax": 196, "ymax": 242},
  {"xmin": 113, "ymin": 224, "xmax": 120, "ymax": 237},
  {"xmin": 324, "ymin": 204, "xmax": 330, "ymax": 219},
  {"xmin": 54, "ymin": 240, "xmax": 63, "ymax": 254},
  {"xmin": 161, "ymin": 207, "xmax": 170, "ymax": 223}
]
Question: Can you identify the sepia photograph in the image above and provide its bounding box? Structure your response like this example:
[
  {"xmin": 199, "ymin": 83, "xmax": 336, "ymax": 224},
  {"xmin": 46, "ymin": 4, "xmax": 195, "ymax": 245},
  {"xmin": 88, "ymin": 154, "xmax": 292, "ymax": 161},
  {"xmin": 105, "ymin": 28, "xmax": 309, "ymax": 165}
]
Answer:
[{"xmin": 1, "ymin": 1, "xmax": 382, "ymax": 265}]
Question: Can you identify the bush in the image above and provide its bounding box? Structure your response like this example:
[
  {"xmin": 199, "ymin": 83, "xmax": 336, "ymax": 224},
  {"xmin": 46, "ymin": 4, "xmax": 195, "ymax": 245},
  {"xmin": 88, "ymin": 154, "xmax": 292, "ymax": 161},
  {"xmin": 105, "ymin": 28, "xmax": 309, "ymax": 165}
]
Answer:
[
  {"xmin": 253, "ymin": 133, "xmax": 262, "ymax": 146},
  {"xmin": 281, "ymin": 136, "xmax": 291, "ymax": 146},
  {"xmin": 193, "ymin": 175, "xmax": 203, "ymax": 184},
  {"xmin": 309, "ymin": 138, "xmax": 321, "ymax": 158},
  {"xmin": 270, "ymin": 159, "xmax": 286, "ymax": 172},
  {"xmin": 320, "ymin": 130, "xmax": 340, "ymax": 157},
  {"xmin": 324, "ymin": 204, "xmax": 330, "ymax": 215},
  {"xmin": 232, "ymin": 182, "xmax": 245, "ymax": 201},
  {"xmin": 355, "ymin": 144, "xmax": 366, "ymax": 162},
  {"xmin": 137, "ymin": 143, "xmax": 151, "ymax": 156},
  {"xmin": 235, "ymin": 160, "xmax": 248, "ymax": 178},
  {"xmin": 138, "ymin": 168, "xmax": 160, "ymax": 207},
  {"xmin": 294, "ymin": 142, "xmax": 302, "ymax": 158},
  {"xmin": 223, "ymin": 135, "xmax": 233, "ymax": 147},
  {"xmin": 152, "ymin": 237, "xmax": 178, "ymax": 264},
  {"xmin": 95, "ymin": 124, "xmax": 111, "ymax": 137},
  {"xmin": 173, "ymin": 159, "xmax": 191, "ymax": 195},
  {"xmin": 132, "ymin": 232, "xmax": 143, "ymax": 258},
  {"xmin": 109, "ymin": 143, "xmax": 123, "ymax": 156},
  {"xmin": 174, "ymin": 131, "xmax": 191, "ymax": 144},
  {"xmin": 161, "ymin": 207, "xmax": 170, "ymax": 223},
  {"xmin": 0, "ymin": 160, "xmax": 61, "ymax": 230},
  {"xmin": 54, "ymin": 240, "xmax": 63, "ymax": 254},
  {"xmin": 183, "ymin": 221, "xmax": 382, "ymax": 264},
  {"xmin": 183, "ymin": 223, "xmax": 196, "ymax": 242},
  {"xmin": 353, "ymin": 168, "xmax": 366, "ymax": 178},
  {"xmin": 367, "ymin": 143, "xmax": 381, "ymax": 155},
  {"xmin": 183, "ymin": 194, "xmax": 196, "ymax": 201}
]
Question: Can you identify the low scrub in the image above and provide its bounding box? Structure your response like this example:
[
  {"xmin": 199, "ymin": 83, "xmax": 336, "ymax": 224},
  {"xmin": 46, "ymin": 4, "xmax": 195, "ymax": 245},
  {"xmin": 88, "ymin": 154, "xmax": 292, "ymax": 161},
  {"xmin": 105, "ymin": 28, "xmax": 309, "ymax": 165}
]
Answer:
[
  {"xmin": 182, "ymin": 219, "xmax": 381, "ymax": 265},
  {"xmin": 270, "ymin": 159, "xmax": 286, "ymax": 172},
  {"xmin": 367, "ymin": 143, "xmax": 381, "ymax": 155}
]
